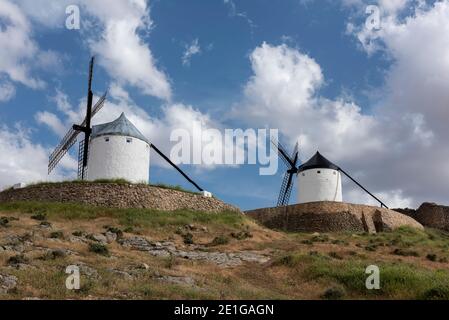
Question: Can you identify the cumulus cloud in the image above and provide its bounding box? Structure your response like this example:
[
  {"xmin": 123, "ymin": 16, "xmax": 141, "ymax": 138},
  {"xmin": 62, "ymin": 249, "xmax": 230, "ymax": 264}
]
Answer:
[
  {"xmin": 0, "ymin": 0, "xmax": 47, "ymax": 90},
  {"xmin": 232, "ymin": 38, "xmax": 449, "ymax": 208},
  {"xmin": 87, "ymin": 1, "xmax": 172, "ymax": 101},
  {"xmin": 13, "ymin": 0, "xmax": 172, "ymax": 101},
  {"xmin": 341, "ymin": 0, "xmax": 449, "ymax": 206},
  {"xmin": 233, "ymin": 42, "xmax": 382, "ymax": 162},
  {"xmin": 0, "ymin": 124, "xmax": 76, "ymax": 190}
]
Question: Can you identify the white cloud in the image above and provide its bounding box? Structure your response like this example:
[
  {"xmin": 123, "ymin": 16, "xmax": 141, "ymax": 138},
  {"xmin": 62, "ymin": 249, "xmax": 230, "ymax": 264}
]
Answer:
[
  {"xmin": 182, "ymin": 39, "xmax": 201, "ymax": 66},
  {"xmin": 82, "ymin": 0, "xmax": 172, "ymax": 100},
  {"xmin": 0, "ymin": 81, "xmax": 15, "ymax": 102},
  {"xmin": 0, "ymin": 0, "xmax": 47, "ymax": 90},
  {"xmin": 232, "ymin": 41, "xmax": 438, "ymax": 207},
  {"xmin": 36, "ymin": 84, "xmax": 232, "ymax": 172},
  {"xmin": 342, "ymin": 0, "xmax": 449, "ymax": 206},
  {"xmin": 35, "ymin": 111, "xmax": 66, "ymax": 137},
  {"xmin": 13, "ymin": 0, "xmax": 172, "ymax": 101},
  {"xmin": 0, "ymin": 124, "xmax": 76, "ymax": 190},
  {"xmin": 234, "ymin": 42, "xmax": 382, "ymax": 162}
]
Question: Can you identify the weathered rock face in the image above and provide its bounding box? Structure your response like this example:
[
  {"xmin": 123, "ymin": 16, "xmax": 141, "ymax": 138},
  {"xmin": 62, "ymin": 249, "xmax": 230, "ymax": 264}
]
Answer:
[
  {"xmin": 0, "ymin": 183, "xmax": 239, "ymax": 213},
  {"xmin": 246, "ymin": 201, "xmax": 423, "ymax": 233},
  {"xmin": 118, "ymin": 236, "xmax": 269, "ymax": 267},
  {"xmin": 414, "ymin": 203, "xmax": 449, "ymax": 231}
]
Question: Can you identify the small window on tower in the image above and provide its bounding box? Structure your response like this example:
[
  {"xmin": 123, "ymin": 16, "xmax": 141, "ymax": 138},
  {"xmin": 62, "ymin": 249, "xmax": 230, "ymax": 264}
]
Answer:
[
  {"xmin": 317, "ymin": 170, "xmax": 321, "ymax": 174},
  {"xmin": 302, "ymin": 173, "xmax": 305, "ymax": 176},
  {"xmin": 333, "ymin": 171, "xmax": 336, "ymax": 175},
  {"xmin": 126, "ymin": 138, "xmax": 133, "ymax": 143},
  {"xmin": 105, "ymin": 137, "xmax": 110, "ymax": 142}
]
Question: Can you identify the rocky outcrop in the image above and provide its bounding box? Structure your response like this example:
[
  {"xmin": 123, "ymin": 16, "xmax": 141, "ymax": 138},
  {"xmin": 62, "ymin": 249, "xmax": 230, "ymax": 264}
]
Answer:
[
  {"xmin": 0, "ymin": 183, "xmax": 239, "ymax": 213},
  {"xmin": 118, "ymin": 236, "xmax": 269, "ymax": 267},
  {"xmin": 414, "ymin": 203, "xmax": 449, "ymax": 231},
  {"xmin": 246, "ymin": 201, "xmax": 423, "ymax": 233}
]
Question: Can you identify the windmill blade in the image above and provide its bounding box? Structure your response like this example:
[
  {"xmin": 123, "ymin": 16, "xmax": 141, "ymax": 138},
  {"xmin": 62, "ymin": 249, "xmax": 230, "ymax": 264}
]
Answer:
[
  {"xmin": 150, "ymin": 143, "xmax": 204, "ymax": 192},
  {"xmin": 292, "ymin": 142, "xmax": 299, "ymax": 160},
  {"xmin": 291, "ymin": 142, "xmax": 299, "ymax": 168},
  {"xmin": 277, "ymin": 170, "xmax": 295, "ymax": 206},
  {"xmin": 48, "ymin": 128, "xmax": 80, "ymax": 174},
  {"xmin": 283, "ymin": 171, "xmax": 295, "ymax": 205},
  {"xmin": 271, "ymin": 137, "xmax": 295, "ymax": 168},
  {"xmin": 338, "ymin": 167, "xmax": 389, "ymax": 209},
  {"xmin": 277, "ymin": 171, "xmax": 290, "ymax": 206},
  {"xmin": 91, "ymin": 91, "xmax": 107, "ymax": 119}
]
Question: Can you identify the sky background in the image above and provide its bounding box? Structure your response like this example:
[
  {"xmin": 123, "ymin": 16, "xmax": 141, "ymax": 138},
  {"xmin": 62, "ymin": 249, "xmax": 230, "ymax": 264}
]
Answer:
[{"xmin": 0, "ymin": 0, "xmax": 448, "ymax": 210}]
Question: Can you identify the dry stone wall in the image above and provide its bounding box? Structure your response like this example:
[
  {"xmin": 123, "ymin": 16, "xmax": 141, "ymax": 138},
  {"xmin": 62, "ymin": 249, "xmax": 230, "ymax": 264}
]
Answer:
[
  {"xmin": 246, "ymin": 201, "xmax": 423, "ymax": 233},
  {"xmin": 0, "ymin": 183, "xmax": 240, "ymax": 213}
]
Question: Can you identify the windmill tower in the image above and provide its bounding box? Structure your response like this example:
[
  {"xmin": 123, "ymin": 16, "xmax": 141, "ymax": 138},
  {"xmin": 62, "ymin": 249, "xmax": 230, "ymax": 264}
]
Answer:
[
  {"xmin": 87, "ymin": 113, "xmax": 150, "ymax": 183},
  {"xmin": 272, "ymin": 139, "xmax": 388, "ymax": 208},
  {"xmin": 297, "ymin": 152, "xmax": 342, "ymax": 203}
]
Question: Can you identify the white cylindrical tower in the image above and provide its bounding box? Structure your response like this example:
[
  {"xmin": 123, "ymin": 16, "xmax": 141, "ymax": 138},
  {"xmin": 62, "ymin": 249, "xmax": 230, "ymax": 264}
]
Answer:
[
  {"xmin": 297, "ymin": 152, "xmax": 342, "ymax": 203},
  {"xmin": 87, "ymin": 113, "xmax": 150, "ymax": 183}
]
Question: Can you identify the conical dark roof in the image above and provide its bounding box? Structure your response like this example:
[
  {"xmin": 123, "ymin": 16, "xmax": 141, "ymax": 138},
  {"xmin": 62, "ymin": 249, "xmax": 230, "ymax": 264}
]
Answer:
[
  {"xmin": 91, "ymin": 113, "xmax": 149, "ymax": 143},
  {"xmin": 297, "ymin": 151, "xmax": 339, "ymax": 173}
]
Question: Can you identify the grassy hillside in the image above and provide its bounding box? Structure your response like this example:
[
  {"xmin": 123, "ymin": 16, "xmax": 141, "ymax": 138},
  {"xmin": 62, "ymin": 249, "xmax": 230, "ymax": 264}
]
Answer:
[{"xmin": 1, "ymin": 201, "xmax": 449, "ymax": 300}]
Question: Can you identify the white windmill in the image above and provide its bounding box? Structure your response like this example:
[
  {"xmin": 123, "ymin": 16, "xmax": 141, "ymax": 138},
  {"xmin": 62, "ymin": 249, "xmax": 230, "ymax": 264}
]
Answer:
[
  {"xmin": 48, "ymin": 58, "xmax": 209, "ymax": 196},
  {"xmin": 271, "ymin": 139, "xmax": 388, "ymax": 208}
]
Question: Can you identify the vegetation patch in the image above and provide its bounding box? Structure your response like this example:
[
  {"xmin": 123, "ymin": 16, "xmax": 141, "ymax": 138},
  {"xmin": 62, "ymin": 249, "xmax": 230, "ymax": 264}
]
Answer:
[
  {"xmin": 0, "ymin": 202, "xmax": 244, "ymax": 230},
  {"xmin": 0, "ymin": 217, "xmax": 9, "ymax": 227},
  {"xmin": 49, "ymin": 231, "xmax": 64, "ymax": 239},
  {"xmin": 391, "ymin": 248, "xmax": 420, "ymax": 257},
  {"xmin": 209, "ymin": 235, "xmax": 230, "ymax": 247},
  {"xmin": 182, "ymin": 233, "xmax": 194, "ymax": 245},
  {"xmin": 230, "ymin": 230, "xmax": 253, "ymax": 240},
  {"xmin": 8, "ymin": 254, "xmax": 29, "ymax": 266},
  {"xmin": 89, "ymin": 243, "xmax": 109, "ymax": 256},
  {"xmin": 321, "ymin": 287, "xmax": 346, "ymax": 300}
]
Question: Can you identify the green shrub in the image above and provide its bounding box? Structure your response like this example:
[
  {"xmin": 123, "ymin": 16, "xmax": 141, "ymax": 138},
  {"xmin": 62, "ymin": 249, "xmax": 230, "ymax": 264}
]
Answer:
[
  {"xmin": 31, "ymin": 213, "xmax": 47, "ymax": 221},
  {"xmin": 183, "ymin": 233, "xmax": 194, "ymax": 245},
  {"xmin": 88, "ymin": 243, "xmax": 109, "ymax": 256},
  {"xmin": 8, "ymin": 255, "xmax": 29, "ymax": 265},
  {"xmin": 50, "ymin": 231, "xmax": 64, "ymax": 239},
  {"xmin": 420, "ymin": 286, "xmax": 449, "ymax": 300},
  {"xmin": 426, "ymin": 254, "xmax": 437, "ymax": 262},
  {"xmin": 392, "ymin": 248, "xmax": 420, "ymax": 257},
  {"xmin": 230, "ymin": 231, "xmax": 252, "ymax": 240},
  {"xmin": 329, "ymin": 252, "xmax": 344, "ymax": 260},
  {"xmin": 321, "ymin": 287, "xmax": 345, "ymax": 300},
  {"xmin": 210, "ymin": 236, "xmax": 229, "ymax": 246},
  {"xmin": 105, "ymin": 226, "xmax": 123, "ymax": 238},
  {"xmin": 0, "ymin": 217, "xmax": 9, "ymax": 227},
  {"xmin": 42, "ymin": 249, "xmax": 67, "ymax": 260}
]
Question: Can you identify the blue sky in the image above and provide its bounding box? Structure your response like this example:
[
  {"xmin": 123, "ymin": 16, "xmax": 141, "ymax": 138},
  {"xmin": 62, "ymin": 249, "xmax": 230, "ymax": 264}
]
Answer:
[{"xmin": 1, "ymin": 0, "xmax": 449, "ymax": 210}]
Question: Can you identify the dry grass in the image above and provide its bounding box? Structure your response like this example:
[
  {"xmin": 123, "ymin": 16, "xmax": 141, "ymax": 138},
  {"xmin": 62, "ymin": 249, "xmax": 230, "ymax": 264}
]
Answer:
[{"xmin": 1, "ymin": 203, "xmax": 449, "ymax": 300}]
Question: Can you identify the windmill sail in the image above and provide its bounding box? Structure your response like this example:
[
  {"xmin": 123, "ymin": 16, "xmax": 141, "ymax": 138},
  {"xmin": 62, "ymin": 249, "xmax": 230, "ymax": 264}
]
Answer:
[
  {"xmin": 48, "ymin": 57, "xmax": 107, "ymax": 178},
  {"xmin": 150, "ymin": 143, "xmax": 204, "ymax": 192},
  {"xmin": 48, "ymin": 129, "xmax": 80, "ymax": 174},
  {"xmin": 272, "ymin": 139, "xmax": 300, "ymax": 207}
]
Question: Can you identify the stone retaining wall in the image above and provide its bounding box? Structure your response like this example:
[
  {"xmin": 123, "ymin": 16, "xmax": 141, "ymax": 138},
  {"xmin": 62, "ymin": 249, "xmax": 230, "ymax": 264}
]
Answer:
[
  {"xmin": 246, "ymin": 201, "xmax": 423, "ymax": 233},
  {"xmin": 0, "ymin": 183, "xmax": 240, "ymax": 213}
]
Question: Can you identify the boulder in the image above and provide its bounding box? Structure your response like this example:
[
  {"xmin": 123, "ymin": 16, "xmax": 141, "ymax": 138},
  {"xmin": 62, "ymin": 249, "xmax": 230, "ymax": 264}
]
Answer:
[
  {"xmin": 246, "ymin": 201, "xmax": 423, "ymax": 233},
  {"xmin": 415, "ymin": 203, "xmax": 449, "ymax": 231},
  {"xmin": 0, "ymin": 274, "xmax": 18, "ymax": 294}
]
